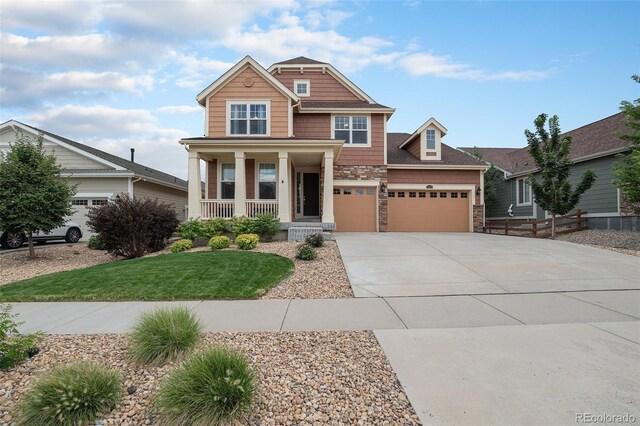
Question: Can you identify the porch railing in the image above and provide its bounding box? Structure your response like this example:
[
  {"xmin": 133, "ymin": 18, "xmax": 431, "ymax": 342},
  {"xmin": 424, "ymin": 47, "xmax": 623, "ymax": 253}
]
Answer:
[
  {"xmin": 200, "ymin": 200, "xmax": 234, "ymax": 218},
  {"xmin": 245, "ymin": 200, "xmax": 278, "ymax": 218}
]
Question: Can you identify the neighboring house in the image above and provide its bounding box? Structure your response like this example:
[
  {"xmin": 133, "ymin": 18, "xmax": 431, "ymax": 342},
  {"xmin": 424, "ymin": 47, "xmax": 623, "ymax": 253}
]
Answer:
[
  {"xmin": 459, "ymin": 112, "xmax": 638, "ymax": 230},
  {"xmin": 0, "ymin": 120, "xmax": 188, "ymax": 237},
  {"xmin": 180, "ymin": 55, "xmax": 487, "ymax": 234}
]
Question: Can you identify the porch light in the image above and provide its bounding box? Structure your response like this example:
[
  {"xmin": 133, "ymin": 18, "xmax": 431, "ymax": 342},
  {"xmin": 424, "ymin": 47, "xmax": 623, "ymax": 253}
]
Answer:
[
  {"xmin": 476, "ymin": 187, "xmax": 481, "ymax": 196},
  {"xmin": 380, "ymin": 183, "xmax": 387, "ymax": 193}
]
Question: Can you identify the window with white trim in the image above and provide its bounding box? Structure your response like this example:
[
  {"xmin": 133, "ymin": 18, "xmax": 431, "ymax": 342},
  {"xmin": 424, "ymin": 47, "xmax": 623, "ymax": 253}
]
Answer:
[
  {"xmin": 333, "ymin": 116, "xmax": 368, "ymax": 145},
  {"xmin": 517, "ymin": 178, "xmax": 531, "ymax": 206},
  {"xmin": 228, "ymin": 102, "xmax": 268, "ymax": 135},
  {"xmin": 258, "ymin": 163, "xmax": 276, "ymax": 199},
  {"xmin": 294, "ymin": 80, "xmax": 310, "ymax": 97},
  {"xmin": 221, "ymin": 164, "xmax": 235, "ymax": 199},
  {"xmin": 426, "ymin": 129, "xmax": 436, "ymax": 150}
]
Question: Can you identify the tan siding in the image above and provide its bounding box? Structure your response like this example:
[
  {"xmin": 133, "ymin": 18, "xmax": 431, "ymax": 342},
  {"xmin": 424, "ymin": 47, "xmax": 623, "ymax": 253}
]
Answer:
[
  {"xmin": 406, "ymin": 137, "xmax": 420, "ymax": 158},
  {"xmin": 133, "ymin": 180, "xmax": 188, "ymax": 221},
  {"xmin": 293, "ymin": 113, "xmax": 331, "ymax": 138},
  {"xmin": 207, "ymin": 159, "xmax": 217, "ymax": 199},
  {"xmin": 207, "ymin": 65, "xmax": 289, "ymax": 138},
  {"xmin": 69, "ymin": 177, "xmax": 129, "ymax": 194},
  {"xmin": 336, "ymin": 114, "xmax": 385, "ymax": 166},
  {"xmin": 273, "ymin": 70, "xmax": 361, "ymax": 101},
  {"xmin": 388, "ymin": 169, "xmax": 481, "ymax": 205}
]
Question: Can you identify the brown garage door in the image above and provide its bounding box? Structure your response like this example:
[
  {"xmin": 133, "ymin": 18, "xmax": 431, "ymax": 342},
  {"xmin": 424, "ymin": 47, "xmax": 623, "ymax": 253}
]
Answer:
[
  {"xmin": 334, "ymin": 187, "xmax": 377, "ymax": 232},
  {"xmin": 388, "ymin": 190, "xmax": 470, "ymax": 232}
]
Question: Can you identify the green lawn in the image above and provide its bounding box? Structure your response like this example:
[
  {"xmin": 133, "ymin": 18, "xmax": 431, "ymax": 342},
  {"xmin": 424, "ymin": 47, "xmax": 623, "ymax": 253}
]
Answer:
[{"xmin": 0, "ymin": 251, "xmax": 294, "ymax": 302}]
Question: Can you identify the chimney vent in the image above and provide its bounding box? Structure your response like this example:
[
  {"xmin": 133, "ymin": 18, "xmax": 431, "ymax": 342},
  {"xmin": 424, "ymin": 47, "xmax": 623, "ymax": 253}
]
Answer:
[{"xmin": 130, "ymin": 148, "xmax": 135, "ymax": 163}]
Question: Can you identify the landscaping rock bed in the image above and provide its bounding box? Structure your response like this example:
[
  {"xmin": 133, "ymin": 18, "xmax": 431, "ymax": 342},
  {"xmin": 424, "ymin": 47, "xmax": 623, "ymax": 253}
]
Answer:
[
  {"xmin": 556, "ymin": 229, "xmax": 640, "ymax": 256},
  {"xmin": 0, "ymin": 332, "xmax": 420, "ymax": 425},
  {"xmin": 0, "ymin": 245, "xmax": 113, "ymax": 286},
  {"xmin": 256, "ymin": 241, "xmax": 354, "ymax": 299}
]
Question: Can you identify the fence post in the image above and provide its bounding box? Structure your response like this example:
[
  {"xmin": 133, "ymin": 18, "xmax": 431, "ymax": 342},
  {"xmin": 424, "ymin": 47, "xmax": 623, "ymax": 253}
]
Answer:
[
  {"xmin": 532, "ymin": 220, "xmax": 537, "ymax": 238},
  {"xmin": 505, "ymin": 218, "xmax": 509, "ymax": 236},
  {"xmin": 577, "ymin": 210, "xmax": 582, "ymax": 230}
]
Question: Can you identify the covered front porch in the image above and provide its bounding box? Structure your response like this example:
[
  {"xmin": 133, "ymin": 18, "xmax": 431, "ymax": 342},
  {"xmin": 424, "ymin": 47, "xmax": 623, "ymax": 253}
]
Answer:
[{"xmin": 182, "ymin": 139, "xmax": 342, "ymax": 228}]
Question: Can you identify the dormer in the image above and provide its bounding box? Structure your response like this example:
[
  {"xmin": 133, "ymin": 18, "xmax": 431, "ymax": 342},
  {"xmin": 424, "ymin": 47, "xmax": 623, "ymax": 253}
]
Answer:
[{"xmin": 398, "ymin": 118, "xmax": 448, "ymax": 161}]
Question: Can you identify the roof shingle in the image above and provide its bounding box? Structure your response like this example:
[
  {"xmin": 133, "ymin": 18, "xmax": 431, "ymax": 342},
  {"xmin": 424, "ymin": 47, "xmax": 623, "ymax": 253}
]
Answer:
[
  {"xmin": 387, "ymin": 133, "xmax": 486, "ymax": 167},
  {"xmin": 272, "ymin": 56, "xmax": 327, "ymax": 65}
]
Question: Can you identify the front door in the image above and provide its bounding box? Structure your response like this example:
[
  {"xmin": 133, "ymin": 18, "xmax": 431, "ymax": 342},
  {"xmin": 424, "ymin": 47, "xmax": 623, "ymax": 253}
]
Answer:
[{"xmin": 303, "ymin": 173, "xmax": 320, "ymax": 216}]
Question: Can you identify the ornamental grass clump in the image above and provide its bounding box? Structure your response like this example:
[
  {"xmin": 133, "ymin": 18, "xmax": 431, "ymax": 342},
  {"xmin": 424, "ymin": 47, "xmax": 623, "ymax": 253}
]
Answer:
[
  {"xmin": 209, "ymin": 235, "xmax": 230, "ymax": 250},
  {"xmin": 129, "ymin": 306, "xmax": 202, "ymax": 366},
  {"xmin": 235, "ymin": 234, "xmax": 259, "ymax": 250},
  {"xmin": 171, "ymin": 239, "xmax": 193, "ymax": 253},
  {"xmin": 15, "ymin": 361, "xmax": 121, "ymax": 426},
  {"xmin": 156, "ymin": 346, "xmax": 256, "ymax": 426}
]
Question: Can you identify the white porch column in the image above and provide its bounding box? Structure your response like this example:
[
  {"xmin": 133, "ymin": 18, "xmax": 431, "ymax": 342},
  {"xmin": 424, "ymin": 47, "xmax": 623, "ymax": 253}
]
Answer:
[
  {"xmin": 278, "ymin": 151, "xmax": 291, "ymax": 223},
  {"xmin": 234, "ymin": 151, "xmax": 246, "ymax": 217},
  {"xmin": 322, "ymin": 150, "xmax": 334, "ymax": 223},
  {"xmin": 187, "ymin": 150, "xmax": 202, "ymax": 219}
]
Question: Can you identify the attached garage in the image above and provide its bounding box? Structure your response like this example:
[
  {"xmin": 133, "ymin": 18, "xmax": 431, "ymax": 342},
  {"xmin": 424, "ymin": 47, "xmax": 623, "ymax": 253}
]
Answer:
[
  {"xmin": 69, "ymin": 197, "xmax": 110, "ymax": 238},
  {"xmin": 388, "ymin": 189, "xmax": 471, "ymax": 232},
  {"xmin": 334, "ymin": 186, "xmax": 377, "ymax": 231}
]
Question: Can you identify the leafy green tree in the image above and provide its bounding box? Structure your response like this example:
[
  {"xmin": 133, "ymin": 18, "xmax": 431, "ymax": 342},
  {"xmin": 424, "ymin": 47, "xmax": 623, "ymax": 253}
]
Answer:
[
  {"xmin": 468, "ymin": 147, "xmax": 502, "ymax": 211},
  {"xmin": 525, "ymin": 114, "xmax": 596, "ymax": 237},
  {"xmin": 613, "ymin": 75, "xmax": 640, "ymax": 214},
  {"xmin": 0, "ymin": 131, "xmax": 76, "ymax": 257}
]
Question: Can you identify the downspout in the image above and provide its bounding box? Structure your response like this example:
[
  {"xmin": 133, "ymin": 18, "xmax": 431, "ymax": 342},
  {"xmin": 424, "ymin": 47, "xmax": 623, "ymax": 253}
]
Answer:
[{"xmin": 130, "ymin": 176, "xmax": 142, "ymax": 198}]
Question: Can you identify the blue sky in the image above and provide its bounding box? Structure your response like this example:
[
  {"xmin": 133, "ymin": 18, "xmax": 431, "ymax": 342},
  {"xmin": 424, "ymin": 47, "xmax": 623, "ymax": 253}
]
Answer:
[{"xmin": 1, "ymin": 0, "xmax": 638, "ymax": 179}]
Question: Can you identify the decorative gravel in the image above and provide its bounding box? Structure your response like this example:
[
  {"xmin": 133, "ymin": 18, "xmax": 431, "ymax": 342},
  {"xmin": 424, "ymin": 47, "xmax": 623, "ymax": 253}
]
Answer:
[
  {"xmin": 256, "ymin": 241, "xmax": 354, "ymax": 299},
  {"xmin": 0, "ymin": 245, "xmax": 113, "ymax": 286},
  {"xmin": 0, "ymin": 332, "xmax": 420, "ymax": 425},
  {"xmin": 556, "ymin": 229, "xmax": 640, "ymax": 256}
]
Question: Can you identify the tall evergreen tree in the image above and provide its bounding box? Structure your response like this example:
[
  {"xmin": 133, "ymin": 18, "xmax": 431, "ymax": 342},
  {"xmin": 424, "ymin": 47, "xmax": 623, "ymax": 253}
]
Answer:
[
  {"xmin": 0, "ymin": 131, "xmax": 76, "ymax": 258},
  {"xmin": 613, "ymin": 75, "xmax": 640, "ymax": 214},
  {"xmin": 525, "ymin": 114, "xmax": 596, "ymax": 237}
]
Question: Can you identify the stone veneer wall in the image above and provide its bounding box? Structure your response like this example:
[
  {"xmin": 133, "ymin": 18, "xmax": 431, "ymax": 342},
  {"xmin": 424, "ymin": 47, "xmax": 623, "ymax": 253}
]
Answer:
[
  {"xmin": 473, "ymin": 205, "xmax": 485, "ymax": 233},
  {"xmin": 329, "ymin": 165, "xmax": 388, "ymax": 231}
]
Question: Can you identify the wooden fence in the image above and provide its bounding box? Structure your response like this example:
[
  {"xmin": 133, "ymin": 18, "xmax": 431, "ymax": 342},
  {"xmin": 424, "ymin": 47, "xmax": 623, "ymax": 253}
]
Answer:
[{"xmin": 485, "ymin": 210, "xmax": 588, "ymax": 238}]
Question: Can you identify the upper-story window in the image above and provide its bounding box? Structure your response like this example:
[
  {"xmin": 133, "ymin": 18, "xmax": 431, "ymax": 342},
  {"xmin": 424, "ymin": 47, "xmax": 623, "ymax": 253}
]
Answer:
[
  {"xmin": 426, "ymin": 129, "xmax": 436, "ymax": 150},
  {"xmin": 228, "ymin": 101, "xmax": 269, "ymax": 136},
  {"xmin": 294, "ymin": 80, "xmax": 310, "ymax": 97},
  {"xmin": 333, "ymin": 116, "xmax": 369, "ymax": 145},
  {"xmin": 517, "ymin": 177, "xmax": 532, "ymax": 206}
]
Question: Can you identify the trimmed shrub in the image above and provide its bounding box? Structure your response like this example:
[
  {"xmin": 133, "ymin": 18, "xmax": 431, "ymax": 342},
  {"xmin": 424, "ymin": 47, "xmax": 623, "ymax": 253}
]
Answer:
[
  {"xmin": 171, "ymin": 239, "xmax": 193, "ymax": 253},
  {"xmin": 230, "ymin": 216, "xmax": 257, "ymax": 237},
  {"xmin": 15, "ymin": 362, "xmax": 121, "ymax": 426},
  {"xmin": 0, "ymin": 304, "xmax": 41, "ymax": 370},
  {"xmin": 305, "ymin": 232, "xmax": 324, "ymax": 248},
  {"xmin": 209, "ymin": 236, "xmax": 231, "ymax": 250},
  {"xmin": 86, "ymin": 235, "xmax": 106, "ymax": 250},
  {"xmin": 177, "ymin": 219, "xmax": 204, "ymax": 241},
  {"xmin": 201, "ymin": 218, "xmax": 228, "ymax": 239},
  {"xmin": 235, "ymin": 234, "xmax": 259, "ymax": 250},
  {"xmin": 296, "ymin": 243, "xmax": 317, "ymax": 261},
  {"xmin": 87, "ymin": 194, "xmax": 179, "ymax": 259},
  {"xmin": 129, "ymin": 306, "xmax": 202, "ymax": 366},
  {"xmin": 155, "ymin": 346, "xmax": 255, "ymax": 425},
  {"xmin": 253, "ymin": 214, "xmax": 280, "ymax": 241}
]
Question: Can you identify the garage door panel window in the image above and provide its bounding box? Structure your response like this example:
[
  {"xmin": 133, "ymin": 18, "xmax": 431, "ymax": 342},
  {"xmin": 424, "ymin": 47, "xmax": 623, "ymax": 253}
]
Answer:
[
  {"xmin": 333, "ymin": 188, "xmax": 340, "ymax": 195},
  {"xmin": 419, "ymin": 192, "xmax": 426, "ymax": 198},
  {"xmin": 366, "ymin": 188, "xmax": 375, "ymax": 195},
  {"xmin": 92, "ymin": 199, "xmax": 108, "ymax": 206},
  {"xmin": 343, "ymin": 188, "xmax": 352, "ymax": 195},
  {"xmin": 461, "ymin": 192, "xmax": 468, "ymax": 198},
  {"xmin": 440, "ymin": 192, "xmax": 447, "ymax": 198},
  {"xmin": 388, "ymin": 191, "xmax": 395, "ymax": 197},
  {"xmin": 72, "ymin": 200, "xmax": 88, "ymax": 206},
  {"xmin": 398, "ymin": 192, "xmax": 405, "ymax": 198},
  {"xmin": 451, "ymin": 192, "xmax": 458, "ymax": 198},
  {"xmin": 430, "ymin": 192, "xmax": 437, "ymax": 198},
  {"xmin": 409, "ymin": 192, "xmax": 416, "ymax": 198}
]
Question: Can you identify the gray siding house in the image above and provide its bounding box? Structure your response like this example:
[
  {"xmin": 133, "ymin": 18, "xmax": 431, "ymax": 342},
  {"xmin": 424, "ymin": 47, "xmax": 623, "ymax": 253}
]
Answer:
[
  {"xmin": 0, "ymin": 120, "xmax": 188, "ymax": 238},
  {"xmin": 460, "ymin": 113, "xmax": 638, "ymax": 230}
]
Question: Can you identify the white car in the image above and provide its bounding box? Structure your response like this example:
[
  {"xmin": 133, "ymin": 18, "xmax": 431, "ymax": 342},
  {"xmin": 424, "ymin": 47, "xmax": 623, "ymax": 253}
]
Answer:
[{"xmin": 0, "ymin": 222, "xmax": 83, "ymax": 249}]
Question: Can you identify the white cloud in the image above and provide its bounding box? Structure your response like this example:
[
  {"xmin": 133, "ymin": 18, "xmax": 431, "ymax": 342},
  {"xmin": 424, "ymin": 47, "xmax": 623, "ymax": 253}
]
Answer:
[
  {"xmin": 28, "ymin": 105, "xmax": 190, "ymax": 178},
  {"xmin": 171, "ymin": 53, "xmax": 235, "ymax": 89},
  {"xmin": 0, "ymin": 0, "xmax": 102, "ymax": 34},
  {"xmin": 157, "ymin": 105, "xmax": 203, "ymax": 115},
  {"xmin": 399, "ymin": 53, "xmax": 548, "ymax": 81},
  {"xmin": 304, "ymin": 9, "xmax": 353, "ymax": 30}
]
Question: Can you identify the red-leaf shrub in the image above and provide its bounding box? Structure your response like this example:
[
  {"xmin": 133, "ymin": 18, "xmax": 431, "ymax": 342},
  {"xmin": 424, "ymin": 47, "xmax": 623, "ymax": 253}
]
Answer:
[{"xmin": 87, "ymin": 195, "xmax": 179, "ymax": 258}]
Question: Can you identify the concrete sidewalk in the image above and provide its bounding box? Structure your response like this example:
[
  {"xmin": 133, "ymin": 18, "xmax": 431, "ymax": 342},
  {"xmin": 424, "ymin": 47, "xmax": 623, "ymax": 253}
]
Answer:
[{"xmin": 11, "ymin": 289, "xmax": 640, "ymax": 334}]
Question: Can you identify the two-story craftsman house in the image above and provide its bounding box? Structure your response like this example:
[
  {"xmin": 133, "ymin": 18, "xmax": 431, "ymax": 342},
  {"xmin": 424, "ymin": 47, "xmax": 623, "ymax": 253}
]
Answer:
[{"xmin": 180, "ymin": 56, "xmax": 487, "ymax": 234}]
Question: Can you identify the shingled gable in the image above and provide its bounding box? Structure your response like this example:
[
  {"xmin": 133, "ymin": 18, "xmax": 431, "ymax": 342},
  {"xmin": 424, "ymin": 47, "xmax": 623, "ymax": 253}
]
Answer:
[
  {"xmin": 459, "ymin": 112, "xmax": 631, "ymax": 176},
  {"xmin": 268, "ymin": 56, "xmax": 377, "ymax": 104},
  {"xmin": 196, "ymin": 55, "xmax": 299, "ymax": 107},
  {"xmin": 398, "ymin": 117, "xmax": 448, "ymax": 149},
  {"xmin": 387, "ymin": 132, "xmax": 487, "ymax": 168},
  {"xmin": 2, "ymin": 120, "xmax": 187, "ymax": 189}
]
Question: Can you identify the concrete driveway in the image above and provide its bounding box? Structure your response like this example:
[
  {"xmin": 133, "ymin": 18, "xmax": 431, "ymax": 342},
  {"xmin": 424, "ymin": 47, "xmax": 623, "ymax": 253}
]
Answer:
[{"xmin": 335, "ymin": 232, "xmax": 640, "ymax": 297}]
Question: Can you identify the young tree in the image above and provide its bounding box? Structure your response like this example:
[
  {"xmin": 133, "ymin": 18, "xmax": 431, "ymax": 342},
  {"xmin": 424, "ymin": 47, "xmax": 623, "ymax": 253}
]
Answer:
[
  {"xmin": 613, "ymin": 75, "xmax": 640, "ymax": 214},
  {"xmin": 525, "ymin": 114, "xmax": 596, "ymax": 237},
  {"xmin": 0, "ymin": 131, "xmax": 76, "ymax": 258}
]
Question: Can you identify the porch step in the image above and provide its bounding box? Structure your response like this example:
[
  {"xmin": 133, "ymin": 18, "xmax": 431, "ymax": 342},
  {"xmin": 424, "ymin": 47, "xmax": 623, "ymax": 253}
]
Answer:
[{"xmin": 288, "ymin": 226, "xmax": 324, "ymax": 242}]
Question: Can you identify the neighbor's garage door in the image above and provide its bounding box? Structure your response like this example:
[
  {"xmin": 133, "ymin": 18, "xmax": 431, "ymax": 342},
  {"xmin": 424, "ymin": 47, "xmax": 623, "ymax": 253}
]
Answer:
[
  {"xmin": 334, "ymin": 187, "xmax": 377, "ymax": 232},
  {"xmin": 68, "ymin": 198, "xmax": 109, "ymax": 239},
  {"xmin": 388, "ymin": 190, "xmax": 470, "ymax": 232}
]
